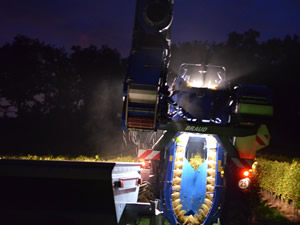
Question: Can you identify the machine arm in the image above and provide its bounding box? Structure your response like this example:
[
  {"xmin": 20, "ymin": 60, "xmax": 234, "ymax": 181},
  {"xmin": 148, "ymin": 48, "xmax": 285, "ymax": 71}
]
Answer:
[{"xmin": 122, "ymin": 0, "xmax": 173, "ymax": 130}]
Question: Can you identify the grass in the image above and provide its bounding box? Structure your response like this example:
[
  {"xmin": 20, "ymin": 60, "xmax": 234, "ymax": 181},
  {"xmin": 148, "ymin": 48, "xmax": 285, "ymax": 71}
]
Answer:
[
  {"xmin": 135, "ymin": 218, "xmax": 170, "ymax": 225},
  {"xmin": 254, "ymin": 201, "xmax": 295, "ymax": 225}
]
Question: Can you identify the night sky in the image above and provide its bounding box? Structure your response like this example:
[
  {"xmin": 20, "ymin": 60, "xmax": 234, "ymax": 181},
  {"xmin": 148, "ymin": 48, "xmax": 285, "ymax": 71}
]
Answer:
[{"xmin": 1, "ymin": 0, "xmax": 300, "ymax": 57}]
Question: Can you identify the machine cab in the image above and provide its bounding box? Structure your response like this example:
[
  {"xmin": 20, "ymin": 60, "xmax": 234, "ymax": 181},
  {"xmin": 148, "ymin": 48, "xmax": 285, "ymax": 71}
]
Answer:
[
  {"xmin": 175, "ymin": 63, "xmax": 226, "ymax": 89},
  {"xmin": 169, "ymin": 63, "xmax": 231, "ymax": 125}
]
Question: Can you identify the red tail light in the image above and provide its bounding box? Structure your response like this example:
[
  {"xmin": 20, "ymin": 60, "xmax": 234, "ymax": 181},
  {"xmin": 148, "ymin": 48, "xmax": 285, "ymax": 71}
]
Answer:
[
  {"xmin": 243, "ymin": 170, "xmax": 250, "ymax": 177},
  {"xmin": 241, "ymin": 169, "xmax": 252, "ymax": 178},
  {"xmin": 238, "ymin": 169, "xmax": 252, "ymax": 190},
  {"xmin": 141, "ymin": 161, "xmax": 146, "ymax": 168}
]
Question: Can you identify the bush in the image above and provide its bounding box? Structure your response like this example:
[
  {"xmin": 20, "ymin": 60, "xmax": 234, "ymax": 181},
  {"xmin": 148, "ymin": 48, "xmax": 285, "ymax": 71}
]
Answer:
[{"xmin": 256, "ymin": 157, "xmax": 300, "ymax": 208}]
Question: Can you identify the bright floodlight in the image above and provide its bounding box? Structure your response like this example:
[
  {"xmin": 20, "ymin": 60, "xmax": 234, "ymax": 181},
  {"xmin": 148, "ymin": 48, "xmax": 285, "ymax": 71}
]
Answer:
[{"xmin": 178, "ymin": 63, "xmax": 226, "ymax": 89}]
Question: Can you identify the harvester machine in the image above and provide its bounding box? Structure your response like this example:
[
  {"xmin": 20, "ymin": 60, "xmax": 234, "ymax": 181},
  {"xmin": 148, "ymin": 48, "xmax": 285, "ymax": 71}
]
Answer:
[{"xmin": 123, "ymin": 0, "xmax": 273, "ymax": 224}]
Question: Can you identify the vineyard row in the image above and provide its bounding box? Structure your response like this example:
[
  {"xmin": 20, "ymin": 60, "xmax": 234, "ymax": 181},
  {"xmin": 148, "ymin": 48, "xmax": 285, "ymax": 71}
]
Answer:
[{"xmin": 256, "ymin": 157, "xmax": 300, "ymax": 209}]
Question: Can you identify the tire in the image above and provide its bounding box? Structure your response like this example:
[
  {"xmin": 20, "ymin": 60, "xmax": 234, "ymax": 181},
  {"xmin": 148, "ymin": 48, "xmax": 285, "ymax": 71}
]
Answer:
[
  {"xmin": 220, "ymin": 165, "xmax": 252, "ymax": 225},
  {"xmin": 221, "ymin": 189, "xmax": 251, "ymax": 225}
]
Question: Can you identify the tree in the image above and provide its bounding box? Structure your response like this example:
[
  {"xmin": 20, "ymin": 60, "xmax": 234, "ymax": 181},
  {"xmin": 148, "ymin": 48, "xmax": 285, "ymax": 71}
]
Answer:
[
  {"xmin": 0, "ymin": 35, "xmax": 82, "ymax": 155},
  {"xmin": 0, "ymin": 35, "xmax": 81, "ymax": 119}
]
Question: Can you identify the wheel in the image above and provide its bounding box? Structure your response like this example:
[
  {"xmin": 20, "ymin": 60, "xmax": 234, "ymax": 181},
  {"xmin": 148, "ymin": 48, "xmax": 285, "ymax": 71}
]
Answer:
[
  {"xmin": 221, "ymin": 189, "xmax": 251, "ymax": 225},
  {"xmin": 220, "ymin": 164, "xmax": 252, "ymax": 225}
]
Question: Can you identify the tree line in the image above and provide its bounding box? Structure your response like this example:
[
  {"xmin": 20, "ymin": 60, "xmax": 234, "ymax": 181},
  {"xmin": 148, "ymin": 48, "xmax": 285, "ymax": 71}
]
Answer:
[
  {"xmin": 0, "ymin": 29, "xmax": 299, "ymax": 156},
  {"xmin": 0, "ymin": 35, "xmax": 126, "ymax": 156}
]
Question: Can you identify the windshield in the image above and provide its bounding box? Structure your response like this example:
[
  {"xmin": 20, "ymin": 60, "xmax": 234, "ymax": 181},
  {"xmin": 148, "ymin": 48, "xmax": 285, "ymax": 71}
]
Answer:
[{"xmin": 178, "ymin": 64, "xmax": 226, "ymax": 89}]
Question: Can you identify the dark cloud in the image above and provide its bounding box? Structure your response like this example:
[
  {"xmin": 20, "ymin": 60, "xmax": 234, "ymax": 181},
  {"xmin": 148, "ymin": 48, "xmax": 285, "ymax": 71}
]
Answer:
[{"xmin": 1, "ymin": 0, "xmax": 300, "ymax": 57}]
